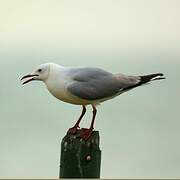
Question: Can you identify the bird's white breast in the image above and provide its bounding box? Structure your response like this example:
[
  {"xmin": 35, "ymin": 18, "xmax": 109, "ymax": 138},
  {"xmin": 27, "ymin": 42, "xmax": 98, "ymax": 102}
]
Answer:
[{"xmin": 44, "ymin": 66, "xmax": 91, "ymax": 105}]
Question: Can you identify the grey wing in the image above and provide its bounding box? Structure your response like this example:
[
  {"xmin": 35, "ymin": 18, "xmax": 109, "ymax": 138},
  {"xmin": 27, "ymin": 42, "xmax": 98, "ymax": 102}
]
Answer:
[
  {"xmin": 67, "ymin": 68, "xmax": 140, "ymax": 100},
  {"xmin": 66, "ymin": 67, "xmax": 113, "ymax": 82}
]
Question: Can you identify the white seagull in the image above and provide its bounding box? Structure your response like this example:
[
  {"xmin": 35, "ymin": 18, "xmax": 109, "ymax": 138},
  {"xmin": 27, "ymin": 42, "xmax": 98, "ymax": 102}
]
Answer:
[{"xmin": 21, "ymin": 63, "xmax": 165, "ymax": 139}]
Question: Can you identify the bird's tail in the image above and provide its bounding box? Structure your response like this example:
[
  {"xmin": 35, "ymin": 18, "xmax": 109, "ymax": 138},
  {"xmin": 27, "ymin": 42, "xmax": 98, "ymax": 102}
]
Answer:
[
  {"xmin": 139, "ymin": 73, "xmax": 165, "ymax": 85},
  {"xmin": 121, "ymin": 73, "xmax": 165, "ymax": 92}
]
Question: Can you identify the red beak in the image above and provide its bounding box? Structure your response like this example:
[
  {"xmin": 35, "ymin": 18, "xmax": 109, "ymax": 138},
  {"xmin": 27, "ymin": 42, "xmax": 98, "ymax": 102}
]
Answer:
[{"xmin": 21, "ymin": 74, "xmax": 39, "ymax": 85}]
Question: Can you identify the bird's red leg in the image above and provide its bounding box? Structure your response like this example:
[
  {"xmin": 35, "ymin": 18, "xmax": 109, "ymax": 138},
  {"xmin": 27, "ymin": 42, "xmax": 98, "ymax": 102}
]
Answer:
[
  {"xmin": 67, "ymin": 105, "xmax": 86, "ymax": 134},
  {"xmin": 80, "ymin": 105, "xmax": 97, "ymax": 140}
]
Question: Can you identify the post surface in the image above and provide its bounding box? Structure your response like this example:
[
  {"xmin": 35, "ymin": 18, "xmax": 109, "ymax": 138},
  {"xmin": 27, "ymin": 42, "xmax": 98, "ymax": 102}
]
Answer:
[{"xmin": 59, "ymin": 130, "xmax": 101, "ymax": 178}]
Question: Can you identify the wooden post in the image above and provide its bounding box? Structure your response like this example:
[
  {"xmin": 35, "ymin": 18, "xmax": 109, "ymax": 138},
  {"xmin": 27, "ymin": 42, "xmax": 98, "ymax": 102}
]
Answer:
[{"xmin": 59, "ymin": 130, "xmax": 101, "ymax": 178}]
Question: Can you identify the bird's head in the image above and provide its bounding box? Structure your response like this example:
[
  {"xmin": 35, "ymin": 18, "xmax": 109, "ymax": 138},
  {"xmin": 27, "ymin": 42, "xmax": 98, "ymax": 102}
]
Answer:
[{"xmin": 21, "ymin": 63, "xmax": 50, "ymax": 85}]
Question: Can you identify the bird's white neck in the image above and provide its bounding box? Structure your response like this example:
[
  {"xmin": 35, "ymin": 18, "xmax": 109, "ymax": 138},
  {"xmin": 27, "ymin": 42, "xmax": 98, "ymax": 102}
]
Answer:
[{"xmin": 44, "ymin": 64, "xmax": 73, "ymax": 103}]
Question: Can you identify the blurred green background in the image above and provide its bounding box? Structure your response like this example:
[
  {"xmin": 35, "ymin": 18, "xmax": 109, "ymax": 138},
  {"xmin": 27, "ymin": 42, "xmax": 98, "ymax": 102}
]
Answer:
[{"xmin": 0, "ymin": 0, "xmax": 180, "ymax": 178}]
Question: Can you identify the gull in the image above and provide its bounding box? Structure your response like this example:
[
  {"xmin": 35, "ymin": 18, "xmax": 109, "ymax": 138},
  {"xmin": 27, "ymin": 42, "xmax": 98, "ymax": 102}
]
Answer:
[{"xmin": 21, "ymin": 63, "xmax": 165, "ymax": 139}]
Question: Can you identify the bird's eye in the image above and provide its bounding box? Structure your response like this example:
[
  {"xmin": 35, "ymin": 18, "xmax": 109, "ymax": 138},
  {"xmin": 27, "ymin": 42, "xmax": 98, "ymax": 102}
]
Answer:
[{"xmin": 38, "ymin": 69, "xmax": 42, "ymax": 73}]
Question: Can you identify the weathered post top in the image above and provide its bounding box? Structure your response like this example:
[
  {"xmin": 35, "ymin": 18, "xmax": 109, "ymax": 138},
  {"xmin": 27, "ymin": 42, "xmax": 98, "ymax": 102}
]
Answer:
[{"xmin": 59, "ymin": 130, "xmax": 101, "ymax": 178}]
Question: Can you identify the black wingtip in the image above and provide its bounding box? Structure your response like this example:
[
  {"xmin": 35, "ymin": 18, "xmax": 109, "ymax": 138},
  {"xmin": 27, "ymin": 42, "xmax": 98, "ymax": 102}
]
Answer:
[
  {"xmin": 157, "ymin": 73, "xmax": 164, "ymax": 76},
  {"xmin": 153, "ymin": 77, "xmax": 166, "ymax": 80},
  {"xmin": 139, "ymin": 73, "xmax": 165, "ymax": 84},
  {"xmin": 156, "ymin": 73, "xmax": 165, "ymax": 78}
]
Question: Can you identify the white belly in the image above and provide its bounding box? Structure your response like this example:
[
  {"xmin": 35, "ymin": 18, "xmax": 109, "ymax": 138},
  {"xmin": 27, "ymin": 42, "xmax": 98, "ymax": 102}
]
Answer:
[{"xmin": 45, "ymin": 80, "xmax": 92, "ymax": 105}]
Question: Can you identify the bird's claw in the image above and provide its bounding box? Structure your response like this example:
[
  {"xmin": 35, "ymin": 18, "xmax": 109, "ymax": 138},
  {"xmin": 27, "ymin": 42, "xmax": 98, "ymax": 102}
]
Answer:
[
  {"xmin": 80, "ymin": 128, "xmax": 93, "ymax": 140},
  {"xmin": 67, "ymin": 126, "xmax": 93, "ymax": 140},
  {"xmin": 67, "ymin": 125, "xmax": 80, "ymax": 134}
]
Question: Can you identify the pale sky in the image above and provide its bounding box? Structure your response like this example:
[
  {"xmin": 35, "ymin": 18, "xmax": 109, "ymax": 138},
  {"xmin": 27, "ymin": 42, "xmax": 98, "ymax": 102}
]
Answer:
[
  {"xmin": 0, "ymin": 0, "xmax": 180, "ymax": 178},
  {"xmin": 1, "ymin": 0, "xmax": 180, "ymax": 52}
]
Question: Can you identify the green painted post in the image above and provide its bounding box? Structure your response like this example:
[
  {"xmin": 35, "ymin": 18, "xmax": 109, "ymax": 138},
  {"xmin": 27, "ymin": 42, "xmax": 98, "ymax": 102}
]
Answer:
[{"xmin": 59, "ymin": 130, "xmax": 101, "ymax": 178}]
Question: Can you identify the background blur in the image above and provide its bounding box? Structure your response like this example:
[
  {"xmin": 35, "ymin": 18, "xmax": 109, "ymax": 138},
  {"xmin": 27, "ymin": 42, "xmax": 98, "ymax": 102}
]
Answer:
[{"xmin": 0, "ymin": 0, "xmax": 180, "ymax": 178}]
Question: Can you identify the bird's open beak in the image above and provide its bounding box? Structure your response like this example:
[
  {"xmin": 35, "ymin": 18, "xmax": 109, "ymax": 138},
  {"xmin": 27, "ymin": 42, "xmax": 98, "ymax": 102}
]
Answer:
[{"xmin": 21, "ymin": 74, "xmax": 39, "ymax": 85}]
